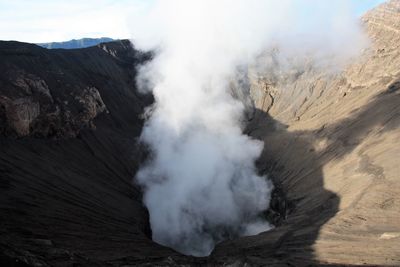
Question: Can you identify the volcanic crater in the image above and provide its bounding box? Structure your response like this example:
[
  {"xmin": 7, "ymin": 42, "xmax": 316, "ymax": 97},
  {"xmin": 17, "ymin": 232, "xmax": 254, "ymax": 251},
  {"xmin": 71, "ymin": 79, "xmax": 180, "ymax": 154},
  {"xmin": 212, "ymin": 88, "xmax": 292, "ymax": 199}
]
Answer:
[{"xmin": 1, "ymin": 1, "xmax": 400, "ymax": 266}]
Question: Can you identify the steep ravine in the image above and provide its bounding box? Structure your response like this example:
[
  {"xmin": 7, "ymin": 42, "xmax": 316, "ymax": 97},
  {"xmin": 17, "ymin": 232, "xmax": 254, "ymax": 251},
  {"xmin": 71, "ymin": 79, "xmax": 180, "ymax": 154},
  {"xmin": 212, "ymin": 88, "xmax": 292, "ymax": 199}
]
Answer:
[{"xmin": 1, "ymin": 1, "xmax": 400, "ymax": 266}]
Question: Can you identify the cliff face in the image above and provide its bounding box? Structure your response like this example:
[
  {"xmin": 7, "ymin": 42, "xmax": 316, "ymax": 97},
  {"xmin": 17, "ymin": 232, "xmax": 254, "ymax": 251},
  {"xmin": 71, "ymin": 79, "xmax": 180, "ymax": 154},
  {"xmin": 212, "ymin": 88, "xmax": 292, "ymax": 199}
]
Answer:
[
  {"xmin": 1, "ymin": 1, "xmax": 399, "ymax": 267},
  {"xmin": 213, "ymin": 1, "xmax": 399, "ymax": 265}
]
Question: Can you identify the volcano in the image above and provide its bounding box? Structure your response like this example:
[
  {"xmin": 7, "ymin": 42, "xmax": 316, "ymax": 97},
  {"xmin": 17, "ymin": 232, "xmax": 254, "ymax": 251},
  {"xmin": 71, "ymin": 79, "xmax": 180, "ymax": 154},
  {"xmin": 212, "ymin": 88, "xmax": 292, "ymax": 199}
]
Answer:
[{"xmin": 1, "ymin": 1, "xmax": 400, "ymax": 266}]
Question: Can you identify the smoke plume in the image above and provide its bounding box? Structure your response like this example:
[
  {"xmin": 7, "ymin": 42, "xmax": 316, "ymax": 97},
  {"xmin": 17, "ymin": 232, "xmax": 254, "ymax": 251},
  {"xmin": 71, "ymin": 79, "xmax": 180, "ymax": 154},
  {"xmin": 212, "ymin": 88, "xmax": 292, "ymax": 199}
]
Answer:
[{"xmin": 130, "ymin": 0, "xmax": 368, "ymax": 256}]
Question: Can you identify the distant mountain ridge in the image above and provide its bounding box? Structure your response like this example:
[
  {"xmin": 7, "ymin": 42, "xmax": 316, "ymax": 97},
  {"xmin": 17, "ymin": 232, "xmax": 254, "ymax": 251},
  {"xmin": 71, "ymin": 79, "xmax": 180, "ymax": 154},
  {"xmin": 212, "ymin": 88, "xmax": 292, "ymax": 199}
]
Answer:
[{"xmin": 37, "ymin": 37, "xmax": 114, "ymax": 49}]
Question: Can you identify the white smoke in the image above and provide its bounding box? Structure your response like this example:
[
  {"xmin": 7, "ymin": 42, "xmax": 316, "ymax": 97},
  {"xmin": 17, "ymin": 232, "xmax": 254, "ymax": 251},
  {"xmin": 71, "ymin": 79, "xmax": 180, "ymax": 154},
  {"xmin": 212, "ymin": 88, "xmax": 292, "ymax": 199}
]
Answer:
[{"xmin": 130, "ymin": 0, "xmax": 368, "ymax": 257}]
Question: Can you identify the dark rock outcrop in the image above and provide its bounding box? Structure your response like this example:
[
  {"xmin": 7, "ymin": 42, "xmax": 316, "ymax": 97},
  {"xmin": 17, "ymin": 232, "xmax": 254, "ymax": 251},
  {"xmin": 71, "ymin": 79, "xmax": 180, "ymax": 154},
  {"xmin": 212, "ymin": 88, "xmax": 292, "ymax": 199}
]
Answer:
[{"xmin": 0, "ymin": 40, "xmax": 150, "ymax": 138}]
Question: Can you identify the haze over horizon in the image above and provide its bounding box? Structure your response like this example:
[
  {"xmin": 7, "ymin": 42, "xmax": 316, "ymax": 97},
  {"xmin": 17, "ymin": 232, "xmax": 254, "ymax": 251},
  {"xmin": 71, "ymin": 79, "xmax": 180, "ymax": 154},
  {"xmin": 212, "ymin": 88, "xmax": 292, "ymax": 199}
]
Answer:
[{"xmin": 0, "ymin": 0, "xmax": 387, "ymax": 43}]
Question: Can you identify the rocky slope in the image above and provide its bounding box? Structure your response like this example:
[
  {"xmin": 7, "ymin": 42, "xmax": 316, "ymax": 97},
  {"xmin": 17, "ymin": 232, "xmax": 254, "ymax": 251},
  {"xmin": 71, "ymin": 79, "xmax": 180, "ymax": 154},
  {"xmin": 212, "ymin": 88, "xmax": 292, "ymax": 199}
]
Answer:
[
  {"xmin": 215, "ymin": 1, "xmax": 400, "ymax": 265},
  {"xmin": 1, "ymin": 1, "xmax": 399, "ymax": 266}
]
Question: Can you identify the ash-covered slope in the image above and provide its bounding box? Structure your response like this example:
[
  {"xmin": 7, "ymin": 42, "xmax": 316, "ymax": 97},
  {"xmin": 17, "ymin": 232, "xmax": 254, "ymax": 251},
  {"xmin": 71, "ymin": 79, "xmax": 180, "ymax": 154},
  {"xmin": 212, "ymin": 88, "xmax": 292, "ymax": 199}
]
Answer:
[
  {"xmin": 1, "ymin": 1, "xmax": 400, "ymax": 266},
  {"xmin": 0, "ymin": 40, "xmax": 192, "ymax": 266}
]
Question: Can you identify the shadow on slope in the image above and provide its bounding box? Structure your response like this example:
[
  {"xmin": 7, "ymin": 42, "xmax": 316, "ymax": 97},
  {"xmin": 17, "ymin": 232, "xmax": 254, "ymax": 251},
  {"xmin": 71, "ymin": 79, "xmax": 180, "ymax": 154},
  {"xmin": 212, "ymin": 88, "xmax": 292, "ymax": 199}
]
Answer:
[{"xmin": 210, "ymin": 78, "xmax": 400, "ymax": 266}]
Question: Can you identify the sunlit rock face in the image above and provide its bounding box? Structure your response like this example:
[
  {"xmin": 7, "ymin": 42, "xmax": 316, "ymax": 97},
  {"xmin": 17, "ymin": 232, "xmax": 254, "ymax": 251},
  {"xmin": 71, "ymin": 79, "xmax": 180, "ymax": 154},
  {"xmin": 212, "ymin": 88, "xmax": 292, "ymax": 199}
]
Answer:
[
  {"xmin": 214, "ymin": 1, "xmax": 400, "ymax": 266},
  {"xmin": 0, "ymin": 1, "xmax": 400, "ymax": 266}
]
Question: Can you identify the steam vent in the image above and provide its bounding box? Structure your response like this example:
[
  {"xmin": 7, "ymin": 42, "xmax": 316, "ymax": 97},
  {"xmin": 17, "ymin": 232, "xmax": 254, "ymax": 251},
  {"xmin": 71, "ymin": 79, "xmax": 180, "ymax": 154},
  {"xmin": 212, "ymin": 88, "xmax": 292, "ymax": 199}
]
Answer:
[{"xmin": 1, "ymin": 1, "xmax": 400, "ymax": 266}]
